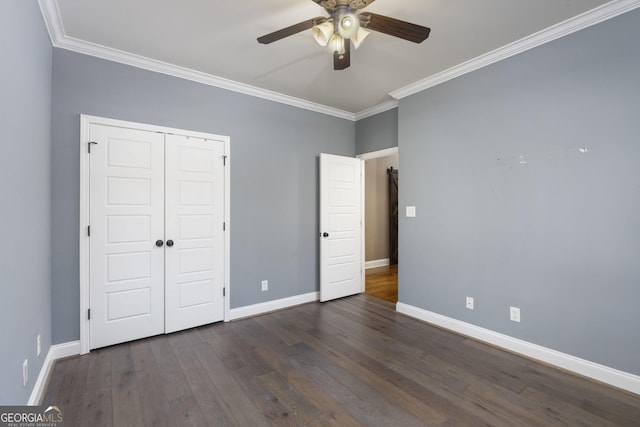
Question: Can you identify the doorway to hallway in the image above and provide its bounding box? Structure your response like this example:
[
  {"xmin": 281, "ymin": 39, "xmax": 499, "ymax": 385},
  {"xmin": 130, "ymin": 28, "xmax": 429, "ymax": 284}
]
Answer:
[{"xmin": 358, "ymin": 147, "xmax": 399, "ymax": 303}]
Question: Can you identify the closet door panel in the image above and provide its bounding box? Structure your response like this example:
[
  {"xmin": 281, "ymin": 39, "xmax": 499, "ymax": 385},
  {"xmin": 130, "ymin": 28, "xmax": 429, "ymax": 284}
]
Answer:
[
  {"xmin": 89, "ymin": 124, "xmax": 165, "ymax": 349},
  {"xmin": 165, "ymin": 134, "xmax": 225, "ymax": 333}
]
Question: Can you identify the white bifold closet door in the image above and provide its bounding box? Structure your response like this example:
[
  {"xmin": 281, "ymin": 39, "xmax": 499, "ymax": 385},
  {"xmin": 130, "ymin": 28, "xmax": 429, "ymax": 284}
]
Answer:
[{"xmin": 89, "ymin": 124, "xmax": 224, "ymax": 350}]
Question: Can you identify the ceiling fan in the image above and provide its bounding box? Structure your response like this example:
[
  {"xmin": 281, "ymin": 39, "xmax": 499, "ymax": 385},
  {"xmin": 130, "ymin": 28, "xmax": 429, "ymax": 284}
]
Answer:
[{"xmin": 257, "ymin": 0, "xmax": 431, "ymax": 70}]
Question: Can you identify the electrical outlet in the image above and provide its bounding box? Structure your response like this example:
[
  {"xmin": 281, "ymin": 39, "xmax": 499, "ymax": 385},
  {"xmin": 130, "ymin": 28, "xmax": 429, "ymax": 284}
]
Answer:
[
  {"xmin": 466, "ymin": 297, "xmax": 474, "ymax": 310},
  {"xmin": 37, "ymin": 335, "xmax": 41, "ymax": 357},
  {"xmin": 261, "ymin": 280, "xmax": 268, "ymax": 292},
  {"xmin": 510, "ymin": 306, "xmax": 521, "ymax": 323},
  {"xmin": 23, "ymin": 359, "xmax": 28, "ymax": 386}
]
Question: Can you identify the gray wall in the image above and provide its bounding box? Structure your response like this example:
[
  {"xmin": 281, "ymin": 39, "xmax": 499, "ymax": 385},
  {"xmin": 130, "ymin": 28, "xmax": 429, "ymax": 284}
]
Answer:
[
  {"xmin": 356, "ymin": 108, "xmax": 398, "ymax": 155},
  {"xmin": 398, "ymin": 9, "xmax": 640, "ymax": 375},
  {"xmin": 0, "ymin": 1, "xmax": 53, "ymax": 404},
  {"xmin": 51, "ymin": 50, "xmax": 355, "ymax": 344}
]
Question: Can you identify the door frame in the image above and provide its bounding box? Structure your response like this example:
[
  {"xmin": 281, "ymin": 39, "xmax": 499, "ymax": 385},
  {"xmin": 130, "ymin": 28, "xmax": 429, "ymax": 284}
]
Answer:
[{"xmin": 79, "ymin": 115, "xmax": 231, "ymax": 355}]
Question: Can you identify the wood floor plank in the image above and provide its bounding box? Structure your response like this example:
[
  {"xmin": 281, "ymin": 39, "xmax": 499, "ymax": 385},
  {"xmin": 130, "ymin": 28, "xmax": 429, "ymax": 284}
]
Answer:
[
  {"xmin": 43, "ymin": 294, "xmax": 640, "ymax": 426},
  {"xmin": 181, "ymin": 342, "xmax": 242, "ymax": 427},
  {"xmin": 225, "ymin": 318, "xmax": 325, "ymax": 425},
  {"xmin": 52, "ymin": 356, "xmax": 81, "ymax": 409},
  {"xmin": 251, "ymin": 342, "xmax": 367, "ymax": 426},
  {"xmin": 257, "ymin": 370, "xmax": 323, "ymax": 426},
  {"xmin": 462, "ymin": 336, "xmax": 640, "ymax": 424},
  {"xmin": 303, "ymin": 315, "xmax": 517, "ymax": 425},
  {"xmin": 166, "ymin": 337, "xmax": 233, "ymax": 426},
  {"xmin": 233, "ymin": 311, "xmax": 364, "ymax": 425},
  {"xmin": 61, "ymin": 355, "xmax": 91, "ymax": 427},
  {"xmin": 45, "ymin": 355, "xmax": 89, "ymax": 426},
  {"xmin": 327, "ymin": 299, "xmax": 536, "ymax": 395},
  {"xmin": 194, "ymin": 326, "xmax": 292, "ymax": 424},
  {"xmin": 289, "ymin": 342, "xmax": 434, "ymax": 426},
  {"xmin": 110, "ymin": 343, "xmax": 145, "ymax": 427},
  {"xmin": 79, "ymin": 348, "xmax": 113, "ymax": 427},
  {"xmin": 323, "ymin": 299, "xmax": 530, "ymax": 400},
  {"xmin": 199, "ymin": 322, "xmax": 273, "ymax": 376},
  {"xmin": 235, "ymin": 312, "xmax": 424, "ymax": 425},
  {"xmin": 518, "ymin": 385, "xmax": 618, "ymax": 426},
  {"xmin": 130, "ymin": 339, "xmax": 174, "ymax": 427},
  {"xmin": 41, "ymin": 356, "xmax": 68, "ymax": 406},
  {"xmin": 294, "ymin": 324, "xmax": 446, "ymax": 425},
  {"xmin": 334, "ymin": 300, "xmax": 626, "ymax": 424},
  {"xmin": 192, "ymin": 340, "xmax": 271, "ymax": 427},
  {"xmin": 255, "ymin": 312, "xmax": 304, "ymax": 347},
  {"xmin": 154, "ymin": 334, "xmax": 210, "ymax": 427}
]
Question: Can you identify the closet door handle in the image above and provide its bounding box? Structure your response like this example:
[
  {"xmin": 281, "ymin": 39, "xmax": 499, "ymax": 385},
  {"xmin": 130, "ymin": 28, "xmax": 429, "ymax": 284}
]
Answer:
[
  {"xmin": 166, "ymin": 240, "xmax": 174, "ymax": 247},
  {"xmin": 155, "ymin": 240, "xmax": 164, "ymax": 247}
]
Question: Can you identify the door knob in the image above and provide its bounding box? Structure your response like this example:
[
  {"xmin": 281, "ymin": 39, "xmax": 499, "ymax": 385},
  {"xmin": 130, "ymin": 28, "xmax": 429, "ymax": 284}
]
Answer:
[
  {"xmin": 155, "ymin": 240, "xmax": 164, "ymax": 247},
  {"xmin": 166, "ymin": 240, "xmax": 174, "ymax": 247},
  {"xmin": 322, "ymin": 232, "xmax": 329, "ymax": 238}
]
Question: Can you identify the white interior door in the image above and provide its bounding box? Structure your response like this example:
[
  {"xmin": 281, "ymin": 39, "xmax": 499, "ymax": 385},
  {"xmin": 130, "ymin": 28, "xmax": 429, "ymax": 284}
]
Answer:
[
  {"xmin": 320, "ymin": 153, "xmax": 364, "ymax": 302},
  {"xmin": 89, "ymin": 124, "xmax": 165, "ymax": 349},
  {"xmin": 164, "ymin": 134, "xmax": 225, "ymax": 333}
]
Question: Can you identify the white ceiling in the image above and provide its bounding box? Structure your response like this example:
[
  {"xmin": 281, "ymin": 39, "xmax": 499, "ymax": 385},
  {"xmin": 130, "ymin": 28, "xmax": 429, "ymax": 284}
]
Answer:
[{"xmin": 48, "ymin": 0, "xmax": 620, "ymax": 117}]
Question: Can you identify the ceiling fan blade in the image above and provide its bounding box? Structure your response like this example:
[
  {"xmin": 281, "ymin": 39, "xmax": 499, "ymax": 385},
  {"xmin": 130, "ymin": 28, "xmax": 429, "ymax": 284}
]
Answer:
[
  {"xmin": 334, "ymin": 40, "xmax": 351, "ymax": 70},
  {"xmin": 257, "ymin": 17, "xmax": 325, "ymax": 44},
  {"xmin": 359, "ymin": 13, "xmax": 431, "ymax": 43}
]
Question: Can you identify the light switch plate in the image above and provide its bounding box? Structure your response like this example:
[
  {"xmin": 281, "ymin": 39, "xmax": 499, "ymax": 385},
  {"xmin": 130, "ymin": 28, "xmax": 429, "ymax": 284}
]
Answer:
[{"xmin": 406, "ymin": 206, "xmax": 416, "ymax": 217}]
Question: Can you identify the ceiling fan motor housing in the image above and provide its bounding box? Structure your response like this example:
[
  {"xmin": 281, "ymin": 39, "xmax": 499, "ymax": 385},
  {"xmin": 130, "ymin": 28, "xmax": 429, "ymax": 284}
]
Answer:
[{"xmin": 317, "ymin": 0, "xmax": 375, "ymax": 10}]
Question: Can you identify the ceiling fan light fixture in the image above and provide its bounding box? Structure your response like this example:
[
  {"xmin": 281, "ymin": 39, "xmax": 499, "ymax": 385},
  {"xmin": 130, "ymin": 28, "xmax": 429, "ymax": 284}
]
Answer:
[
  {"xmin": 256, "ymin": 0, "xmax": 432, "ymax": 71},
  {"xmin": 337, "ymin": 11, "xmax": 360, "ymax": 39},
  {"xmin": 312, "ymin": 21, "xmax": 334, "ymax": 46},
  {"xmin": 328, "ymin": 33, "xmax": 345, "ymax": 55},
  {"xmin": 351, "ymin": 27, "xmax": 369, "ymax": 49}
]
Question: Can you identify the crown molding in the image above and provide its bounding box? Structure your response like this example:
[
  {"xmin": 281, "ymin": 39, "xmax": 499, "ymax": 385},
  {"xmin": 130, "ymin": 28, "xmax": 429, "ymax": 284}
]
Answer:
[
  {"xmin": 39, "ymin": 0, "xmax": 640, "ymax": 122},
  {"xmin": 389, "ymin": 0, "xmax": 640, "ymax": 100},
  {"xmin": 37, "ymin": 1, "xmax": 356, "ymax": 121},
  {"xmin": 354, "ymin": 99, "xmax": 398, "ymax": 121}
]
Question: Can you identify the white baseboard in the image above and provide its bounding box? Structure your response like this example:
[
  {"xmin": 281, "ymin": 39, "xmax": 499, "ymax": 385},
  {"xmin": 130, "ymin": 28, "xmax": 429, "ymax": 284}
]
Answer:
[
  {"xmin": 396, "ymin": 303, "xmax": 640, "ymax": 396},
  {"xmin": 365, "ymin": 258, "xmax": 391, "ymax": 269},
  {"xmin": 28, "ymin": 341, "xmax": 81, "ymax": 405},
  {"xmin": 229, "ymin": 292, "xmax": 319, "ymax": 321}
]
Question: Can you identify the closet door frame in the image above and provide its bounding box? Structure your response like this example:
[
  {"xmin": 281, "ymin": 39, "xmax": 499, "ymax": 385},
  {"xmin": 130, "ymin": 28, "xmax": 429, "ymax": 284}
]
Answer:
[{"xmin": 79, "ymin": 115, "xmax": 231, "ymax": 355}]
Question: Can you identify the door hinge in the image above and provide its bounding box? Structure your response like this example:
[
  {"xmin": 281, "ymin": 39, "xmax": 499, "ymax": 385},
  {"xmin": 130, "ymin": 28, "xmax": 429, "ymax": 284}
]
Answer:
[
  {"xmin": 88, "ymin": 141, "xmax": 98, "ymax": 153},
  {"xmin": 88, "ymin": 309, "xmax": 91, "ymax": 320},
  {"xmin": 87, "ymin": 225, "xmax": 90, "ymax": 236},
  {"xmin": 223, "ymin": 287, "xmax": 226, "ymax": 297},
  {"xmin": 222, "ymin": 155, "xmax": 227, "ymax": 166},
  {"xmin": 223, "ymin": 222, "xmax": 226, "ymax": 231}
]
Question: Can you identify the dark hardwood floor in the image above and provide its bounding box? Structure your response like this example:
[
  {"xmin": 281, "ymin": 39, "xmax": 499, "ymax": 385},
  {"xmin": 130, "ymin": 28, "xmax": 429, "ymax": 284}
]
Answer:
[
  {"xmin": 43, "ymin": 295, "xmax": 640, "ymax": 426},
  {"xmin": 366, "ymin": 264, "xmax": 398, "ymax": 303}
]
